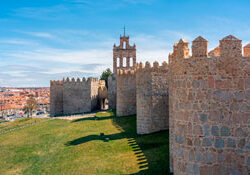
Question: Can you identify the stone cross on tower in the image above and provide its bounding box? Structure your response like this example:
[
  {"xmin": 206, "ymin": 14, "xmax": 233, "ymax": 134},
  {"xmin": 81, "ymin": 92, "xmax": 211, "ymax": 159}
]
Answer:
[
  {"xmin": 113, "ymin": 29, "xmax": 136, "ymax": 74},
  {"xmin": 123, "ymin": 26, "xmax": 126, "ymax": 37}
]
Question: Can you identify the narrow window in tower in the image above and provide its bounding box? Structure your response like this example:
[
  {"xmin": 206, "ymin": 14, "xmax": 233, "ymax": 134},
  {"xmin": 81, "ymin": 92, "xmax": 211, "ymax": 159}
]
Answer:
[
  {"xmin": 130, "ymin": 58, "xmax": 133, "ymax": 67},
  {"xmin": 123, "ymin": 41, "xmax": 126, "ymax": 49},
  {"xmin": 123, "ymin": 57, "xmax": 126, "ymax": 67},
  {"xmin": 117, "ymin": 58, "xmax": 120, "ymax": 68}
]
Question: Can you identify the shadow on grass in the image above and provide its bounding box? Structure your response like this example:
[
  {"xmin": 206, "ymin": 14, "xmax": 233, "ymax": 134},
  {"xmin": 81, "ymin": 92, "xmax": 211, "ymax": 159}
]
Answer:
[{"xmin": 66, "ymin": 111, "xmax": 170, "ymax": 175}]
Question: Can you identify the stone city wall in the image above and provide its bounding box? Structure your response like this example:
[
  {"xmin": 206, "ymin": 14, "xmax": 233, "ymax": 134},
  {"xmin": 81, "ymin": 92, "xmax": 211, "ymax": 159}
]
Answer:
[
  {"xmin": 116, "ymin": 68, "xmax": 136, "ymax": 116},
  {"xmin": 108, "ymin": 74, "xmax": 117, "ymax": 110},
  {"xmin": 50, "ymin": 80, "xmax": 63, "ymax": 116},
  {"xmin": 136, "ymin": 61, "xmax": 169, "ymax": 134},
  {"xmin": 63, "ymin": 78, "xmax": 92, "ymax": 115},
  {"xmin": 169, "ymin": 35, "xmax": 250, "ymax": 175},
  {"xmin": 244, "ymin": 44, "xmax": 250, "ymax": 57},
  {"xmin": 50, "ymin": 77, "xmax": 104, "ymax": 116}
]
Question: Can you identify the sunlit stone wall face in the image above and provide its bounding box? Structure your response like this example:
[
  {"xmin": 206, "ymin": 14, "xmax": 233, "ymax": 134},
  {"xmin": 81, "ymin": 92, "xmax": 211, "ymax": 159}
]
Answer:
[
  {"xmin": 108, "ymin": 74, "xmax": 117, "ymax": 110},
  {"xmin": 50, "ymin": 78, "xmax": 105, "ymax": 116},
  {"xmin": 169, "ymin": 35, "xmax": 250, "ymax": 175},
  {"xmin": 136, "ymin": 61, "xmax": 169, "ymax": 134},
  {"xmin": 116, "ymin": 69, "xmax": 136, "ymax": 117}
]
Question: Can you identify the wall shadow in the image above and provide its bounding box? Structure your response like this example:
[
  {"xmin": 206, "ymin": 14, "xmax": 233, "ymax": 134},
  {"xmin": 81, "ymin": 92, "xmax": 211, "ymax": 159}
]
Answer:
[
  {"xmin": 71, "ymin": 115, "xmax": 115, "ymax": 122},
  {"xmin": 65, "ymin": 111, "xmax": 170, "ymax": 174}
]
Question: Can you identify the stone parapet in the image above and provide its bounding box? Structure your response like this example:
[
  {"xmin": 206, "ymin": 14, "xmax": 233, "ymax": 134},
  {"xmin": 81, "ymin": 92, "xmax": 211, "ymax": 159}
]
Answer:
[
  {"xmin": 169, "ymin": 35, "xmax": 249, "ymax": 175},
  {"xmin": 136, "ymin": 61, "xmax": 170, "ymax": 134},
  {"xmin": 50, "ymin": 77, "xmax": 105, "ymax": 116}
]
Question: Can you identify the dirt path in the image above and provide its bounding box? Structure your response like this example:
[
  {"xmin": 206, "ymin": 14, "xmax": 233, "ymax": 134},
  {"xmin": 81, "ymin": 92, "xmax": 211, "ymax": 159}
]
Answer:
[{"xmin": 53, "ymin": 111, "xmax": 107, "ymax": 120}]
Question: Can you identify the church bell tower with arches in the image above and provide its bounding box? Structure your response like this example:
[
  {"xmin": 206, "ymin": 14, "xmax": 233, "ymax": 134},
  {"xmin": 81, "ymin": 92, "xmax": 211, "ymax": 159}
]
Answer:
[{"xmin": 113, "ymin": 27, "xmax": 136, "ymax": 74}]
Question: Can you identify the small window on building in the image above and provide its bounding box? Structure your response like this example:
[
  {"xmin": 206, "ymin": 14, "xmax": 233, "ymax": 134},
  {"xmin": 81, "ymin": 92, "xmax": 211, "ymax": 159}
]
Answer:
[
  {"xmin": 130, "ymin": 58, "xmax": 133, "ymax": 67},
  {"xmin": 123, "ymin": 57, "xmax": 126, "ymax": 67},
  {"xmin": 123, "ymin": 41, "xmax": 126, "ymax": 49},
  {"xmin": 117, "ymin": 58, "xmax": 120, "ymax": 67}
]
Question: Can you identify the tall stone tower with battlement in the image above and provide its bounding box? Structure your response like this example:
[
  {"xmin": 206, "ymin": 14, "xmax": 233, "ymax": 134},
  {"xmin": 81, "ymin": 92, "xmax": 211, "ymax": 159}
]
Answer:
[
  {"xmin": 113, "ymin": 31, "xmax": 136, "ymax": 74},
  {"xmin": 169, "ymin": 35, "xmax": 250, "ymax": 175},
  {"xmin": 108, "ymin": 31, "xmax": 137, "ymax": 110},
  {"xmin": 244, "ymin": 43, "xmax": 250, "ymax": 56}
]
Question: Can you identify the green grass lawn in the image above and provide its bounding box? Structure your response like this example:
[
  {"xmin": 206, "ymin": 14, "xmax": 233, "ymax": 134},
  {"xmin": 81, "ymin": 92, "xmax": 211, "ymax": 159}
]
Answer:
[
  {"xmin": 0, "ymin": 118, "xmax": 46, "ymax": 133},
  {"xmin": 0, "ymin": 111, "xmax": 170, "ymax": 175}
]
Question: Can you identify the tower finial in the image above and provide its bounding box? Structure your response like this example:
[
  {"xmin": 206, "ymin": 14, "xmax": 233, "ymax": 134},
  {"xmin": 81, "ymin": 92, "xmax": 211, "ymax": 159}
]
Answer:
[{"xmin": 123, "ymin": 25, "xmax": 126, "ymax": 37}]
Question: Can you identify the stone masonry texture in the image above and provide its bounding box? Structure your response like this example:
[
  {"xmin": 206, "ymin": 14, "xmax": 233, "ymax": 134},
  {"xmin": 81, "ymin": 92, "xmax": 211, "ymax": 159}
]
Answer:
[
  {"xmin": 136, "ymin": 61, "xmax": 169, "ymax": 134},
  {"xmin": 108, "ymin": 74, "xmax": 117, "ymax": 110},
  {"xmin": 116, "ymin": 69, "xmax": 136, "ymax": 116},
  {"xmin": 51, "ymin": 33, "xmax": 250, "ymax": 174},
  {"xmin": 169, "ymin": 35, "xmax": 250, "ymax": 175},
  {"xmin": 50, "ymin": 80, "xmax": 63, "ymax": 116},
  {"xmin": 113, "ymin": 34, "xmax": 136, "ymax": 74},
  {"xmin": 111, "ymin": 33, "xmax": 136, "ymax": 111},
  {"xmin": 50, "ymin": 78, "xmax": 105, "ymax": 116}
]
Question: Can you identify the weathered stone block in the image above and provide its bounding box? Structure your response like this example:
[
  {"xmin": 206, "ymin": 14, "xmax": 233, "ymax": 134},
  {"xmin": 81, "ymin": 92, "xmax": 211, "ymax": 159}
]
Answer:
[
  {"xmin": 211, "ymin": 125, "xmax": 219, "ymax": 136},
  {"xmin": 203, "ymin": 125, "xmax": 210, "ymax": 136},
  {"xmin": 227, "ymin": 138, "xmax": 236, "ymax": 148},
  {"xmin": 202, "ymin": 137, "xmax": 212, "ymax": 147},
  {"xmin": 199, "ymin": 113, "xmax": 208, "ymax": 122},
  {"xmin": 215, "ymin": 138, "xmax": 224, "ymax": 148},
  {"xmin": 220, "ymin": 126, "xmax": 230, "ymax": 136},
  {"xmin": 196, "ymin": 152, "xmax": 203, "ymax": 162},
  {"xmin": 238, "ymin": 139, "xmax": 245, "ymax": 149}
]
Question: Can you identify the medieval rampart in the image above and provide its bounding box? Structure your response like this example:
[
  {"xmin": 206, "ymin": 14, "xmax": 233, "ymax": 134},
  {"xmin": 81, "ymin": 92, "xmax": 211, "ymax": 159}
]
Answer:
[
  {"xmin": 169, "ymin": 35, "xmax": 250, "ymax": 175},
  {"xmin": 63, "ymin": 78, "xmax": 92, "ymax": 115},
  {"xmin": 50, "ymin": 77, "xmax": 105, "ymax": 116},
  {"xmin": 50, "ymin": 80, "xmax": 63, "ymax": 116},
  {"xmin": 136, "ymin": 61, "xmax": 169, "ymax": 134},
  {"xmin": 108, "ymin": 74, "xmax": 117, "ymax": 110},
  {"xmin": 116, "ymin": 69, "xmax": 136, "ymax": 116}
]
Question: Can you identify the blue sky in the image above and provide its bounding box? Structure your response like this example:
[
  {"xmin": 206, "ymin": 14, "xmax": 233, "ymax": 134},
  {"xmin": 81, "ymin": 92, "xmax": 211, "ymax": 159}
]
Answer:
[{"xmin": 0, "ymin": 0, "xmax": 250, "ymax": 87}]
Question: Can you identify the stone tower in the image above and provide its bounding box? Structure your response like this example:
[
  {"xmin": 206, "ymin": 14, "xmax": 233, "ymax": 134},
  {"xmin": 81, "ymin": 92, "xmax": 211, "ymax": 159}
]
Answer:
[
  {"xmin": 192, "ymin": 36, "xmax": 208, "ymax": 57},
  {"xmin": 108, "ymin": 30, "xmax": 136, "ymax": 110},
  {"xmin": 170, "ymin": 35, "xmax": 249, "ymax": 175},
  {"xmin": 243, "ymin": 43, "xmax": 250, "ymax": 56},
  {"xmin": 113, "ymin": 30, "xmax": 136, "ymax": 74},
  {"xmin": 176, "ymin": 39, "xmax": 189, "ymax": 59}
]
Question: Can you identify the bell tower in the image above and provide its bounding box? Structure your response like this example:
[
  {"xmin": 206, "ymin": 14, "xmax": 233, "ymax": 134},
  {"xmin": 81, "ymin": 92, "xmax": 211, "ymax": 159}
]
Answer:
[{"xmin": 113, "ymin": 27, "xmax": 136, "ymax": 74}]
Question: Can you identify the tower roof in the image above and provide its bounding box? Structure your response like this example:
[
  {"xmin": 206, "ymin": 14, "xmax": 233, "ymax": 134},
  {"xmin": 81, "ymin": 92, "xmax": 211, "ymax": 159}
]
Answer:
[
  {"xmin": 179, "ymin": 38, "xmax": 188, "ymax": 43},
  {"xmin": 174, "ymin": 42, "xmax": 178, "ymax": 46},
  {"xmin": 193, "ymin": 36, "xmax": 207, "ymax": 42},
  {"xmin": 221, "ymin": 35, "xmax": 241, "ymax": 41},
  {"xmin": 244, "ymin": 43, "xmax": 250, "ymax": 48}
]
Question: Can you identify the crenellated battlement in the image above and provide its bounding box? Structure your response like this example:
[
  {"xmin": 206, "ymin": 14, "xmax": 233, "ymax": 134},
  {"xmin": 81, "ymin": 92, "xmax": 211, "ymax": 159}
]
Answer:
[
  {"xmin": 56, "ymin": 77, "xmax": 101, "ymax": 87},
  {"xmin": 169, "ymin": 35, "xmax": 250, "ymax": 174},
  {"xmin": 50, "ymin": 80, "xmax": 63, "ymax": 86},
  {"xmin": 169, "ymin": 35, "xmax": 250, "ymax": 76},
  {"xmin": 136, "ymin": 61, "xmax": 169, "ymax": 73},
  {"xmin": 244, "ymin": 43, "xmax": 250, "ymax": 56},
  {"xmin": 50, "ymin": 76, "xmax": 106, "ymax": 116},
  {"xmin": 169, "ymin": 35, "xmax": 249, "ymax": 61}
]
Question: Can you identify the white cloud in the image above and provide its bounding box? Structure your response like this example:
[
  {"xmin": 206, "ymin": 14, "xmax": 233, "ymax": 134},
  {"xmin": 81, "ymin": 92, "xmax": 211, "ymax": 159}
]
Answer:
[
  {"xmin": 0, "ymin": 29, "xmax": 196, "ymax": 86},
  {"xmin": 0, "ymin": 39, "xmax": 37, "ymax": 45},
  {"xmin": 5, "ymin": 48, "xmax": 112, "ymax": 65},
  {"xmin": 21, "ymin": 32, "xmax": 54, "ymax": 39}
]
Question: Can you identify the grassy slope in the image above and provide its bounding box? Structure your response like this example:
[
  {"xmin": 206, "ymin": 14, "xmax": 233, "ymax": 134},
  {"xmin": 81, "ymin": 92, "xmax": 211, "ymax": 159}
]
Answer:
[
  {"xmin": 0, "ymin": 111, "xmax": 169, "ymax": 175},
  {"xmin": 0, "ymin": 118, "xmax": 46, "ymax": 133}
]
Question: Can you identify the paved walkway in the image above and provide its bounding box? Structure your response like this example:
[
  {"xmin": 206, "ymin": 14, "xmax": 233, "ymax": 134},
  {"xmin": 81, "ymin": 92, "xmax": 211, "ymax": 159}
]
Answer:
[
  {"xmin": 0, "ymin": 118, "xmax": 54, "ymax": 135},
  {"xmin": 53, "ymin": 111, "xmax": 108, "ymax": 120}
]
